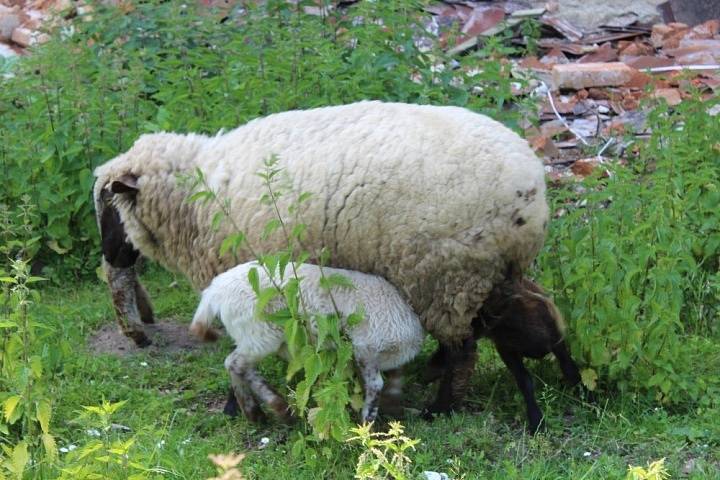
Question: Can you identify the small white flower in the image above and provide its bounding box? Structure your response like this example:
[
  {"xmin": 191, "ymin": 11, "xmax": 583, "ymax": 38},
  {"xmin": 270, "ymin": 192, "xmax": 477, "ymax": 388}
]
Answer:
[
  {"xmin": 86, "ymin": 428, "xmax": 101, "ymax": 437},
  {"xmin": 583, "ymin": 451, "xmax": 592, "ymax": 457},
  {"xmin": 140, "ymin": 361, "xmax": 149, "ymax": 367},
  {"xmin": 181, "ymin": 437, "xmax": 192, "ymax": 445},
  {"xmin": 59, "ymin": 444, "xmax": 77, "ymax": 453},
  {"xmin": 156, "ymin": 440, "xmax": 166, "ymax": 449},
  {"xmin": 259, "ymin": 437, "xmax": 270, "ymax": 448}
]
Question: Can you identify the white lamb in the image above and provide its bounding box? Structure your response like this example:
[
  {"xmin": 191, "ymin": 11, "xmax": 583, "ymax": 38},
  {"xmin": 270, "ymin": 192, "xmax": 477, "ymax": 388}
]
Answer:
[
  {"xmin": 94, "ymin": 100, "xmax": 548, "ymax": 412},
  {"xmin": 189, "ymin": 261, "xmax": 424, "ymax": 423}
]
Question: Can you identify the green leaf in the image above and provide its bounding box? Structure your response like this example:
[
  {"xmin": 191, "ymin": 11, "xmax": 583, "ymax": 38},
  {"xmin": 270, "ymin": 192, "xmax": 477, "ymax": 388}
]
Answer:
[
  {"xmin": 36, "ymin": 399, "xmax": 51, "ymax": 434},
  {"xmin": 247, "ymin": 267, "xmax": 260, "ymax": 295},
  {"xmin": 3, "ymin": 396, "xmax": 21, "ymax": 423},
  {"xmin": 319, "ymin": 273, "xmax": 354, "ymax": 291},
  {"xmin": 262, "ymin": 218, "xmax": 282, "ymax": 240},
  {"xmin": 254, "ymin": 287, "xmax": 280, "ymax": 318},
  {"xmin": 30, "ymin": 355, "xmax": 42, "ymax": 379},
  {"xmin": 346, "ymin": 305, "xmax": 365, "ymax": 327},
  {"xmin": 8, "ymin": 441, "xmax": 29, "ymax": 476},
  {"xmin": 581, "ymin": 368, "xmax": 598, "ymax": 391},
  {"xmin": 42, "ymin": 433, "xmax": 58, "ymax": 459},
  {"xmin": 219, "ymin": 232, "xmax": 245, "ymax": 257}
]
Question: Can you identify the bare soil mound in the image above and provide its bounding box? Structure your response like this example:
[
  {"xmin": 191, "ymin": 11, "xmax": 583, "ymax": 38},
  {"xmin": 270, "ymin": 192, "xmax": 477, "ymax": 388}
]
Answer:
[{"xmin": 87, "ymin": 318, "xmax": 214, "ymax": 357}]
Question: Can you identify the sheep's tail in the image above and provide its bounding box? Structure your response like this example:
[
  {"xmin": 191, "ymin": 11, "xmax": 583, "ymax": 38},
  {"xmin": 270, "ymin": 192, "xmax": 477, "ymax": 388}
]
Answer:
[{"xmin": 190, "ymin": 292, "xmax": 220, "ymax": 342}]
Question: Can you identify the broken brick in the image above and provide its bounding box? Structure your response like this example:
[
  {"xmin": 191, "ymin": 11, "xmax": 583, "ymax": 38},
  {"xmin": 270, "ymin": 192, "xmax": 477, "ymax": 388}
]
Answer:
[
  {"xmin": 10, "ymin": 26, "xmax": 49, "ymax": 47},
  {"xmin": 571, "ymin": 159, "xmax": 598, "ymax": 177},
  {"xmin": 623, "ymin": 55, "xmax": 676, "ymax": 70},
  {"xmin": 626, "ymin": 69, "xmax": 652, "ymax": 89},
  {"xmin": 552, "ymin": 62, "xmax": 635, "ymax": 90},
  {"xmin": 578, "ymin": 43, "xmax": 618, "ymax": 63},
  {"xmin": 618, "ymin": 41, "xmax": 654, "ymax": 58},
  {"xmin": 651, "ymin": 22, "xmax": 689, "ymax": 49},
  {"xmin": 540, "ymin": 47, "xmax": 569, "ymax": 66},
  {"xmin": 653, "ymin": 88, "xmax": 682, "ymax": 106}
]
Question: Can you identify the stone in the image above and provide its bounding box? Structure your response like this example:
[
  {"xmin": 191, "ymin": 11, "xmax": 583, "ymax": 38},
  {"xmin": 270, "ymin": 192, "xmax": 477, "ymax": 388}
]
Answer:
[
  {"xmin": 527, "ymin": 0, "xmax": 664, "ymax": 31},
  {"xmin": 552, "ymin": 62, "xmax": 634, "ymax": 90},
  {"xmin": 10, "ymin": 27, "xmax": 49, "ymax": 47},
  {"xmin": 0, "ymin": 9, "xmax": 20, "ymax": 41}
]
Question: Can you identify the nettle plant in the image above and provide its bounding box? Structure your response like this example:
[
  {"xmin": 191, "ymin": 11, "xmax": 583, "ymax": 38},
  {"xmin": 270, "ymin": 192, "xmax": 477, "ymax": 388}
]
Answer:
[
  {"xmin": 0, "ymin": 199, "xmax": 57, "ymax": 478},
  {"xmin": 189, "ymin": 157, "xmax": 365, "ymax": 444},
  {"xmin": 537, "ymin": 94, "xmax": 720, "ymax": 404}
]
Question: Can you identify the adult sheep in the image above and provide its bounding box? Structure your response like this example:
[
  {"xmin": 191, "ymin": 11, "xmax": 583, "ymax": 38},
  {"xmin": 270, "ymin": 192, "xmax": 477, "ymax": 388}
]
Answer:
[{"xmin": 93, "ymin": 100, "xmax": 549, "ymax": 413}]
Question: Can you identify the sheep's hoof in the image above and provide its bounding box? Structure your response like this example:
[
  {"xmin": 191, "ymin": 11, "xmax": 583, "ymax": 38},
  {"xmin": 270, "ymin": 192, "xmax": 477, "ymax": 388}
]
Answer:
[
  {"xmin": 140, "ymin": 313, "xmax": 155, "ymax": 324},
  {"xmin": 128, "ymin": 331, "xmax": 152, "ymax": 348}
]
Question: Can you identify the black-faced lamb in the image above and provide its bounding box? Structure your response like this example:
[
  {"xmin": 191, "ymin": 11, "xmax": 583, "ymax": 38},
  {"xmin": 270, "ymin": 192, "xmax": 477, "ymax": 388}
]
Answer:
[
  {"xmin": 93, "ymin": 100, "xmax": 549, "ymax": 412},
  {"xmin": 189, "ymin": 261, "xmax": 424, "ymax": 423},
  {"xmin": 425, "ymin": 266, "xmax": 584, "ymax": 432}
]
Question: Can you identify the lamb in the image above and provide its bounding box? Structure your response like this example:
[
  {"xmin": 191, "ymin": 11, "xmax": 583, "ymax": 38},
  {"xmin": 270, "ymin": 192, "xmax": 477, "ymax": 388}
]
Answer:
[
  {"xmin": 93, "ymin": 100, "xmax": 549, "ymax": 412},
  {"xmin": 189, "ymin": 261, "xmax": 425, "ymax": 423},
  {"xmin": 425, "ymin": 265, "xmax": 585, "ymax": 432}
]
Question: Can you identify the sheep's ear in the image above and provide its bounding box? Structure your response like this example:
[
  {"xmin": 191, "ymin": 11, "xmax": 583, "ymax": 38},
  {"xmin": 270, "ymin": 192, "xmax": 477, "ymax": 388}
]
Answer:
[{"xmin": 110, "ymin": 174, "xmax": 139, "ymax": 194}]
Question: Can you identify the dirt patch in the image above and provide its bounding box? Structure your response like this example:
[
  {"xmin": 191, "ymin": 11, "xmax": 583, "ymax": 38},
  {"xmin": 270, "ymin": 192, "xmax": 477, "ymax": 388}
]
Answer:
[{"xmin": 87, "ymin": 318, "xmax": 215, "ymax": 357}]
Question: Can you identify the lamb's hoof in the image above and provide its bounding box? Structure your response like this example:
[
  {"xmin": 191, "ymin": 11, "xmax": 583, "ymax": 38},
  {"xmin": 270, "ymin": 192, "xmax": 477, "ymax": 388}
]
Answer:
[
  {"xmin": 243, "ymin": 406, "xmax": 268, "ymax": 424},
  {"xmin": 128, "ymin": 331, "xmax": 152, "ymax": 348},
  {"xmin": 140, "ymin": 313, "xmax": 155, "ymax": 324},
  {"xmin": 223, "ymin": 399, "xmax": 239, "ymax": 418}
]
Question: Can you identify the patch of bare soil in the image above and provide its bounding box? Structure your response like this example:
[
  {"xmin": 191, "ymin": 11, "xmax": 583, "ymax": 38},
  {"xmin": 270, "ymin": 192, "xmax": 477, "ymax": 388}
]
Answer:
[{"xmin": 87, "ymin": 318, "xmax": 215, "ymax": 357}]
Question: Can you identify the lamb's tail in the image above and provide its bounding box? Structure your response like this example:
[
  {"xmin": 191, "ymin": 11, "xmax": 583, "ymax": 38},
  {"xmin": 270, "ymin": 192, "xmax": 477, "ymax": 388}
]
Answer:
[{"xmin": 190, "ymin": 292, "xmax": 220, "ymax": 342}]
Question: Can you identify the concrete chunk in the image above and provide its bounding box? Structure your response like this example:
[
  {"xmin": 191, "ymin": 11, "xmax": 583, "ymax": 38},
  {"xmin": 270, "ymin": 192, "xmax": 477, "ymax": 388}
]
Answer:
[{"xmin": 551, "ymin": 62, "xmax": 635, "ymax": 90}]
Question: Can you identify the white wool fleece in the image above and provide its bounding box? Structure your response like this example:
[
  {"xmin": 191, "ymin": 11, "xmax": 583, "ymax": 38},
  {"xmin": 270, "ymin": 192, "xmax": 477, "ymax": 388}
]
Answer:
[
  {"xmin": 94, "ymin": 101, "xmax": 549, "ymax": 344},
  {"xmin": 191, "ymin": 262, "xmax": 425, "ymax": 371}
]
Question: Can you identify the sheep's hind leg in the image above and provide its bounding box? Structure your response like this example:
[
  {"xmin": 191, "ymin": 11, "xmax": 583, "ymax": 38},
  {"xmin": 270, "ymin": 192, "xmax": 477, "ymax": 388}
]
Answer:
[
  {"xmin": 135, "ymin": 280, "xmax": 154, "ymax": 324},
  {"xmin": 496, "ymin": 345, "xmax": 543, "ymax": 433},
  {"xmin": 358, "ymin": 360, "xmax": 384, "ymax": 423},
  {"xmin": 423, "ymin": 337, "xmax": 477, "ymax": 418},
  {"xmin": 225, "ymin": 351, "xmax": 266, "ymax": 423}
]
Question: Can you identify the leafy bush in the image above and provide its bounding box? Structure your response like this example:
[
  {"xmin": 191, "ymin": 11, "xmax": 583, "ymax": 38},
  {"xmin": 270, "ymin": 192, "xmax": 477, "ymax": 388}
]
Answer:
[
  {"xmin": 537, "ymin": 95, "xmax": 720, "ymax": 404},
  {"xmin": 0, "ymin": 0, "xmax": 522, "ymax": 276}
]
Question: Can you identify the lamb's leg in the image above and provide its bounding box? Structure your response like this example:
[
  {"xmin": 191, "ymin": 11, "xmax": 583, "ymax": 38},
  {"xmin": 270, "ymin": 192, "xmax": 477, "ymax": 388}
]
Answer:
[
  {"xmin": 496, "ymin": 345, "xmax": 543, "ymax": 433},
  {"xmin": 135, "ymin": 281, "xmax": 154, "ymax": 324},
  {"xmin": 224, "ymin": 351, "xmax": 266, "ymax": 423},
  {"xmin": 379, "ymin": 368, "xmax": 404, "ymax": 418},
  {"xmin": 552, "ymin": 340, "xmax": 581, "ymax": 386},
  {"xmin": 358, "ymin": 360, "xmax": 384, "ymax": 423},
  {"xmin": 223, "ymin": 386, "xmax": 240, "ymax": 417},
  {"xmin": 424, "ymin": 337, "xmax": 477, "ymax": 417},
  {"xmin": 242, "ymin": 367, "xmax": 293, "ymax": 422},
  {"xmin": 552, "ymin": 340, "xmax": 594, "ymax": 402}
]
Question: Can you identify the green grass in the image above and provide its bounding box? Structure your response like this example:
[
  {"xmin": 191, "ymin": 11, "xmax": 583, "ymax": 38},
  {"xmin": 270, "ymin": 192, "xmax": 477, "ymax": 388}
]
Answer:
[{"xmin": 33, "ymin": 266, "xmax": 720, "ymax": 479}]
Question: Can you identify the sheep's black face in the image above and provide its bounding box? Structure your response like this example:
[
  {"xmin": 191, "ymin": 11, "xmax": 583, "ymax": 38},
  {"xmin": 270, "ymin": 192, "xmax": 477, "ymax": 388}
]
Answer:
[{"xmin": 100, "ymin": 189, "xmax": 140, "ymax": 269}]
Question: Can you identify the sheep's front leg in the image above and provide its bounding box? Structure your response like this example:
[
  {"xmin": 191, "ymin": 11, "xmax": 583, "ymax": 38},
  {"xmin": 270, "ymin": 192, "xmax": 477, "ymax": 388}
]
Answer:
[
  {"xmin": 135, "ymin": 278, "xmax": 154, "ymax": 324},
  {"xmin": 358, "ymin": 360, "xmax": 384, "ymax": 423},
  {"xmin": 105, "ymin": 262, "xmax": 151, "ymax": 347}
]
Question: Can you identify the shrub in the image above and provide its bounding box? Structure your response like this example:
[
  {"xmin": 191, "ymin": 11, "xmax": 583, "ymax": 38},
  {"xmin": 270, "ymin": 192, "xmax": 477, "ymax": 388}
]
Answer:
[{"xmin": 537, "ymin": 94, "xmax": 720, "ymax": 404}]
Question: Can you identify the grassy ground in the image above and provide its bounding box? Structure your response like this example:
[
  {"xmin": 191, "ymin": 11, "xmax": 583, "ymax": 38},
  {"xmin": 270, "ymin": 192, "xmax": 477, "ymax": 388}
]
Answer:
[{"xmin": 35, "ymin": 266, "xmax": 720, "ymax": 479}]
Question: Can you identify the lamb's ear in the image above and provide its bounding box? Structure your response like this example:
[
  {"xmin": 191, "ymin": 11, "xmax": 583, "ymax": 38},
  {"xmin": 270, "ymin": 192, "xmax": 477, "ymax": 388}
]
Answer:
[{"xmin": 110, "ymin": 174, "xmax": 139, "ymax": 194}]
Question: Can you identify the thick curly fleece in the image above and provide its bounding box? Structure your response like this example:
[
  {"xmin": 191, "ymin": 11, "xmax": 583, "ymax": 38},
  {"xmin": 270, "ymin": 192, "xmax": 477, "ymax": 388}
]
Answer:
[
  {"xmin": 94, "ymin": 101, "xmax": 548, "ymax": 345},
  {"xmin": 190, "ymin": 261, "xmax": 425, "ymax": 422}
]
